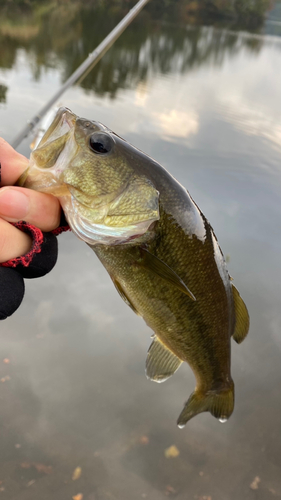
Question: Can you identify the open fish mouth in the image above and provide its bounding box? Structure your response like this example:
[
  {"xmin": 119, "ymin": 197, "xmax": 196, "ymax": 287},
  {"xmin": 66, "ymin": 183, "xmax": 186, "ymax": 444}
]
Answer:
[
  {"xmin": 36, "ymin": 107, "xmax": 76, "ymax": 149},
  {"xmin": 18, "ymin": 108, "xmax": 78, "ymax": 195}
]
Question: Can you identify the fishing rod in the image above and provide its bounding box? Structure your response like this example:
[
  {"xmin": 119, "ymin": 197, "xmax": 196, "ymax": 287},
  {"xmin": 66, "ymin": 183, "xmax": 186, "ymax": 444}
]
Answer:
[{"xmin": 12, "ymin": 0, "xmax": 150, "ymax": 149}]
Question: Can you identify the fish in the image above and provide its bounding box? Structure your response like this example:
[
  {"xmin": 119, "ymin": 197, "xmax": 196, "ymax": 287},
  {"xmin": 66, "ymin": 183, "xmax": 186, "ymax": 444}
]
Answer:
[{"xmin": 18, "ymin": 107, "xmax": 250, "ymax": 427}]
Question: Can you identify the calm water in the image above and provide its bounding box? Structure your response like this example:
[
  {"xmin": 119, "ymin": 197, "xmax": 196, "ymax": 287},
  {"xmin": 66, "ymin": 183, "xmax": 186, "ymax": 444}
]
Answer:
[{"xmin": 0, "ymin": 2, "xmax": 281, "ymax": 499}]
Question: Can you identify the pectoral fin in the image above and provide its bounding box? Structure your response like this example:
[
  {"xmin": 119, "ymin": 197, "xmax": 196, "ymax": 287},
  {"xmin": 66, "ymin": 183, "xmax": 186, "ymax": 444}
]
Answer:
[
  {"xmin": 110, "ymin": 276, "xmax": 140, "ymax": 315},
  {"xmin": 231, "ymin": 284, "xmax": 250, "ymax": 344},
  {"xmin": 146, "ymin": 336, "xmax": 182, "ymax": 383},
  {"xmin": 139, "ymin": 249, "xmax": 196, "ymax": 301}
]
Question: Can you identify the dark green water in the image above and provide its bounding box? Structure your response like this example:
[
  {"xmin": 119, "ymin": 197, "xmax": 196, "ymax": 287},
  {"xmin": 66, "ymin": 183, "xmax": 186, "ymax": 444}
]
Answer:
[{"xmin": 0, "ymin": 1, "xmax": 281, "ymax": 499}]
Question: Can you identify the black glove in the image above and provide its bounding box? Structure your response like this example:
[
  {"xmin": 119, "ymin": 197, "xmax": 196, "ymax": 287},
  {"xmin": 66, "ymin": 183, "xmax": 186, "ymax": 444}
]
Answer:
[{"xmin": 0, "ymin": 219, "xmax": 69, "ymax": 320}]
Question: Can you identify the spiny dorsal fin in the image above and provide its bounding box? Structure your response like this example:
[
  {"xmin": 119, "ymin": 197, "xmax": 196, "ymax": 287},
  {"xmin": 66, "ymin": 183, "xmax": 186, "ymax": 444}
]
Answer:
[
  {"xmin": 110, "ymin": 275, "xmax": 140, "ymax": 316},
  {"xmin": 139, "ymin": 248, "xmax": 196, "ymax": 301},
  {"xmin": 232, "ymin": 284, "xmax": 250, "ymax": 344},
  {"xmin": 146, "ymin": 336, "xmax": 182, "ymax": 383}
]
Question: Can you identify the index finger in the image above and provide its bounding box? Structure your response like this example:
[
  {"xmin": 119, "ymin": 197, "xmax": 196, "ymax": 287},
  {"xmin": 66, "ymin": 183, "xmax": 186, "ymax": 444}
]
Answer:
[{"xmin": 0, "ymin": 137, "xmax": 29, "ymax": 186}]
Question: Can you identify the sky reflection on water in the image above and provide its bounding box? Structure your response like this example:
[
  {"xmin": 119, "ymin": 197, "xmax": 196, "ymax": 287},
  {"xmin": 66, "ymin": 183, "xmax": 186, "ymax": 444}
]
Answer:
[{"xmin": 0, "ymin": 4, "xmax": 281, "ymax": 500}]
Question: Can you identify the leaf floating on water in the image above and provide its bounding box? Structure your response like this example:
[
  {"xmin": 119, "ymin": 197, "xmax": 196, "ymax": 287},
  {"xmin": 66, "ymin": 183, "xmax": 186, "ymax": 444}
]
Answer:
[
  {"xmin": 72, "ymin": 494, "xmax": 83, "ymax": 500},
  {"xmin": 250, "ymin": 476, "xmax": 261, "ymax": 490},
  {"xmin": 165, "ymin": 485, "xmax": 177, "ymax": 496},
  {"xmin": 0, "ymin": 375, "xmax": 10, "ymax": 382},
  {"xmin": 27, "ymin": 480, "xmax": 36, "ymax": 487},
  {"xmin": 140, "ymin": 436, "xmax": 149, "ymax": 445},
  {"xmin": 34, "ymin": 463, "xmax": 53, "ymax": 474},
  {"xmin": 72, "ymin": 466, "xmax": 82, "ymax": 481},
  {"xmin": 164, "ymin": 445, "xmax": 180, "ymax": 458},
  {"xmin": 21, "ymin": 462, "xmax": 31, "ymax": 469},
  {"xmin": 3, "ymin": 358, "xmax": 10, "ymax": 364},
  {"xmin": 20, "ymin": 462, "xmax": 52, "ymax": 474}
]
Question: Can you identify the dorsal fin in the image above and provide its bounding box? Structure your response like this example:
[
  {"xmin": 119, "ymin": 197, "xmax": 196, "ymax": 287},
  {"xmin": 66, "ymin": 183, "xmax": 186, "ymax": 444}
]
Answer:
[
  {"xmin": 232, "ymin": 284, "xmax": 250, "ymax": 344},
  {"xmin": 146, "ymin": 336, "xmax": 182, "ymax": 383}
]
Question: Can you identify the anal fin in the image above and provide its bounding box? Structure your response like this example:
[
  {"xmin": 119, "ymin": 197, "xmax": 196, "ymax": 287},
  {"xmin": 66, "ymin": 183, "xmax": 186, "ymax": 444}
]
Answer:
[
  {"xmin": 232, "ymin": 284, "xmax": 250, "ymax": 344},
  {"xmin": 146, "ymin": 336, "xmax": 182, "ymax": 383}
]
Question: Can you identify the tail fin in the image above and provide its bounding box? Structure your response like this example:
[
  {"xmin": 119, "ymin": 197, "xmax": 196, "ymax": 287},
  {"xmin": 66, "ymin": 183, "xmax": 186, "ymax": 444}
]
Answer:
[{"xmin": 177, "ymin": 383, "xmax": 234, "ymax": 428}]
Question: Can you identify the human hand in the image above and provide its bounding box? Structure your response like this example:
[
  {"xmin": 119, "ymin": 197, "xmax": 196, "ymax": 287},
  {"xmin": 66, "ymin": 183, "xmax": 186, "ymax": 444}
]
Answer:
[
  {"xmin": 0, "ymin": 137, "xmax": 66, "ymax": 319},
  {"xmin": 0, "ymin": 137, "xmax": 61, "ymax": 262}
]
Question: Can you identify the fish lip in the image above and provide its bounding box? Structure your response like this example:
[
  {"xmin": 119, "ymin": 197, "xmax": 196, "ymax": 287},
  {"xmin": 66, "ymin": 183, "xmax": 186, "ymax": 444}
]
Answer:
[
  {"xmin": 51, "ymin": 107, "xmax": 76, "ymax": 139},
  {"xmin": 37, "ymin": 107, "xmax": 76, "ymax": 149},
  {"xmin": 55, "ymin": 106, "xmax": 76, "ymax": 126},
  {"xmin": 24, "ymin": 108, "xmax": 78, "ymax": 192},
  {"xmin": 61, "ymin": 107, "xmax": 76, "ymax": 128}
]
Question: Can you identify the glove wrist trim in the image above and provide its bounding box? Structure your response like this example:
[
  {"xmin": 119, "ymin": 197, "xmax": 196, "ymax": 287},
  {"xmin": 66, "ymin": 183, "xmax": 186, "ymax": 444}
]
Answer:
[
  {"xmin": 51, "ymin": 224, "xmax": 70, "ymax": 236},
  {"xmin": 0, "ymin": 221, "xmax": 43, "ymax": 268}
]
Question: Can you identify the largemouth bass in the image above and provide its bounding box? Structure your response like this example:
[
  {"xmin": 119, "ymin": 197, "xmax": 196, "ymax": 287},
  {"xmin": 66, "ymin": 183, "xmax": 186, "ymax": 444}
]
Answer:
[{"xmin": 19, "ymin": 107, "xmax": 249, "ymax": 427}]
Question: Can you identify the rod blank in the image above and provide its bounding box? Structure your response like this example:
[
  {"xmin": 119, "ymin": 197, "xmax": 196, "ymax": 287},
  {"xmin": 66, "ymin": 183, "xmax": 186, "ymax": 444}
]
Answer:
[{"xmin": 12, "ymin": 0, "xmax": 150, "ymax": 149}]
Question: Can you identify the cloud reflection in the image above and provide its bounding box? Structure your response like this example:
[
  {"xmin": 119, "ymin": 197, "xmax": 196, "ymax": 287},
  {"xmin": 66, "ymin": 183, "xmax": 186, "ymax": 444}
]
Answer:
[{"xmin": 154, "ymin": 109, "xmax": 199, "ymax": 140}]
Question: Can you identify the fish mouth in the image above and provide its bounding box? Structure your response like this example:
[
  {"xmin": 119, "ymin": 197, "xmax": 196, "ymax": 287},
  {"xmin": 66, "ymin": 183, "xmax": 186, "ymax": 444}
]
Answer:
[
  {"xmin": 20, "ymin": 107, "xmax": 78, "ymax": 195},
  {"xmin": 36, "ymin": 107, "xmax": 76, "ymax": 149}
]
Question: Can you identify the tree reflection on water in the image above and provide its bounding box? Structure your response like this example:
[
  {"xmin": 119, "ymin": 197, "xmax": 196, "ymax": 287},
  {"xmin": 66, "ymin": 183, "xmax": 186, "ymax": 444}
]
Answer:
[
  {"xmin": 0, "ymin": 0, "xmax": 273, "ymax": 99},
  {"xmin": 0, "ymin": 83, "xmax": 8, "ymax": 103}
]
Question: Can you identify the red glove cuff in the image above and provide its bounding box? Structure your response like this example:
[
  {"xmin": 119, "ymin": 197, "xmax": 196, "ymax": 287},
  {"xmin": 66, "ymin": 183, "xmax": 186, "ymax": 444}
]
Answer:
[
  {"xmin": 0, "ymin": 221, "xmax": 44, "ymax": 268},
  {"xmin": 0, "ymin": 219, "xmax": 70, "ymax": 270}
]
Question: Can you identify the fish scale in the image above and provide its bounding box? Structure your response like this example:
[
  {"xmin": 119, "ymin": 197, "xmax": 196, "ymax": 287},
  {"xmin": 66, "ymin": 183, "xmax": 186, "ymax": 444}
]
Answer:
[
  {"xmin": 94, "ymin": 210, "xmax": 230, "ymax": 382},
  {"xmin": 19, "ymin": 107, "xmax": 250, "ymax": 427}
]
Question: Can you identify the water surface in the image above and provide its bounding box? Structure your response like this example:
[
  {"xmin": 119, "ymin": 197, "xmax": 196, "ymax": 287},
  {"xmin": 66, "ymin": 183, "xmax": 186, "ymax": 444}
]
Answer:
[{"xmin": 0, "ymin": 2, "xmax": 281, "ymax": 499}]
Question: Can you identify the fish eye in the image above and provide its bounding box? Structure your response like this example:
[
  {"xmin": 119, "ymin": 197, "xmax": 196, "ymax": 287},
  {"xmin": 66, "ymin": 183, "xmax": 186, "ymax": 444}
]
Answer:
[{"xmin": 89, "ymin": 133, "xmax": 113, "ymax": 154}]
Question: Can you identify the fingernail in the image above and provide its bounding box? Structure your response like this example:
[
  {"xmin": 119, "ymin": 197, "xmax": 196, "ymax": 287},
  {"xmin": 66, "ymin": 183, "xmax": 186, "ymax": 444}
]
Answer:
[{"xmin": 0, "ymin": 188, "xmax": 29, "ymax": 220}]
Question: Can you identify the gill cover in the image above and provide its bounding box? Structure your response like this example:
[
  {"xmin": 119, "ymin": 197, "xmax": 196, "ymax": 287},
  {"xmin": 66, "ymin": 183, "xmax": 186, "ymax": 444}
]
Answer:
[
  {"xmin": 20, "ymin": 107, "xmax": 160, "ymax": 246},
  {"xmin": 64, "ymin": 173, "xmax": 160, "ymax": 245}
]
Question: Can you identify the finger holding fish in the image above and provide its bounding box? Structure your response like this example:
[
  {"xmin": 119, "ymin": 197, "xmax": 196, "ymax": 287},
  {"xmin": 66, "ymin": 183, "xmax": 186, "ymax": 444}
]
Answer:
[
  {"xmin": 0, "ymin": 136, "xmax": 29, "ymax": 186},
  {"xmin": 0, "ymin": 137, "xmax": 61, "ymax": 263},
  {"xmin": 0, "ymin": 186, "xmax": 61, "ymax": 232},
  {"xmin": 0, "ymin": 218, "xmax": 32, "ymax": 263}
]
